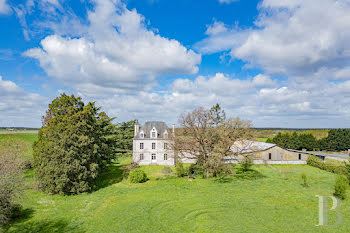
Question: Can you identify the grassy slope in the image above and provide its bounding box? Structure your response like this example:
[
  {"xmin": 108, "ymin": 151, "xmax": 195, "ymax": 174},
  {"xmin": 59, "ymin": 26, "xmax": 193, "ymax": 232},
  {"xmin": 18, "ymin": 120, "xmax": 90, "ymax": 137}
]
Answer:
[{"xmin": 1, "ymin": 135, "xmax": 350, "ymax": 233}]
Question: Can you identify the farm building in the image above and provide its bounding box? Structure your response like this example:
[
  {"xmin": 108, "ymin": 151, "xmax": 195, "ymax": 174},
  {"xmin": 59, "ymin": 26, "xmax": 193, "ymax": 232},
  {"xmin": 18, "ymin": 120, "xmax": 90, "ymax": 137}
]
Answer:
[{"xmin": 227, "ymin": 140, "xmax": 310, "ymax": 164}]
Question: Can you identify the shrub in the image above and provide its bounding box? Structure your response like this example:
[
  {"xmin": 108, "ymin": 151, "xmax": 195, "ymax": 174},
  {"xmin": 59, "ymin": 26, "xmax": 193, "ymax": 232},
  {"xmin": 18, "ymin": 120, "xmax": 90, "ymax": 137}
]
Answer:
[
  {"xmin": 240, "ymin": 156, "xmax": 253, "ymax": 172},
  {"xmin": 161, "ymin": 166, "xmax": 173, "ymax": 174},
  {"xmin": 188, "ymin": 163, "xmax": 204, "ymax": 178},
  {"xmin": 307, "ymin": 155, "xmax": 348, "ymax": 176},
  {"xmin": 129, "ymin": 169, "xmax": 148, "ymax": 183},
  {"xmin": 175, "ymin": 161, "xmax": 186, "ymax": 177},
  {"xmin": 0, "ymin": 149, "xmax": 23, "ymax": 225},
  {"xmin": 334, "ymin": 175, "xmax": 348, "ymax": 200},
  {"xmin": 122, "ymin": 163, "xmax": 139, "ymax": 179},
  {"xmin": 307, "ymin": 155, "xmax": 325, "ymax": 170},
  {"xmin": 301, "ymin": 173, "xmax": 308, "ymax": 187}
]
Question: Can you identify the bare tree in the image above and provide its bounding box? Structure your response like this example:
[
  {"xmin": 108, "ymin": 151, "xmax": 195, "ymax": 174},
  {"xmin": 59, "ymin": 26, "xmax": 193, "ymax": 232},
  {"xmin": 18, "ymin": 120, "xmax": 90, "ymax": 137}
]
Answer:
[
  {"xmin": 173, "ymin": 106, "xmax": 253, "ymax": 177},
  {"xmin": 0, "ymin": 147, "xmax": 23, "ymax": 225}
]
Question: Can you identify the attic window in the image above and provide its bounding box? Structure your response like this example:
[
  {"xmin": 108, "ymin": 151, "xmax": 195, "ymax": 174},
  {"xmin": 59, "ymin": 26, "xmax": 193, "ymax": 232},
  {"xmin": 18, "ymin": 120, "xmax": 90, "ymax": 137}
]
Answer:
[
  {"xmin": 164, "ymin": 131, "xmax": 168, "ymax": 139},
  {"xmin": 140, "ymin": 132, "xmax": 144, "ymax": 138},
  {"xmin": 152, "ymin": 132, "xmax": 156, "ymax": 138}
]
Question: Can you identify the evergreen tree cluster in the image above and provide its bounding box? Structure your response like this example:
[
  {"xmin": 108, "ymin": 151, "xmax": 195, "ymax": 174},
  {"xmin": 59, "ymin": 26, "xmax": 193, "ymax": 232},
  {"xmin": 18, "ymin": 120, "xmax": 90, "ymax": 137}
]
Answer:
[
  {"xmin": 114, "ymin": 120, "xmax": 136, "ymax": 156},
  {"xmin": 33, "ymin": 94, "xmax": 117, "ymax": 194},
  {"xmin": 271, "ymin": 129, "xmax": 350, "ymax": 151}
]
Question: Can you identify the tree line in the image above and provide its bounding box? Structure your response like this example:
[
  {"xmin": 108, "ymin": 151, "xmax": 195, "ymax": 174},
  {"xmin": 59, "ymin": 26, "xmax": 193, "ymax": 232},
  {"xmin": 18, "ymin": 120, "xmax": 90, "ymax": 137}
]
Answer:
[{"xmin": 269, "ymin": 129, "xmax": 350, "ymax": 151}]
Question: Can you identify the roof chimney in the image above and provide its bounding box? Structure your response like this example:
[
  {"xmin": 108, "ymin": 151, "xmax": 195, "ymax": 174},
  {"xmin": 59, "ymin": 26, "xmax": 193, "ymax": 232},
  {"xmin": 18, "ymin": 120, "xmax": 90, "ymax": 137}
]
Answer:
[
  {"xmin": 172, "ymin": 124, "xmax": 175, "ymax": 136},
  {"xmin": 134, "ymin": 123, "xmax": 139, "ymax": 136}
]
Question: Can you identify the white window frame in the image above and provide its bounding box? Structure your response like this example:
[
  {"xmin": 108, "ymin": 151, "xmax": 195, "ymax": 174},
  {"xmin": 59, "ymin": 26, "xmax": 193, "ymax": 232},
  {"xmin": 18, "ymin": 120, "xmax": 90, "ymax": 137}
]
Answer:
[
  {"xmin": 140, "ymin": 143, "xmax": 144, "ymax": 150},
  {"xmin": 140, "ymin": 132, "xmax": 144, "ymax": 138},
  {"xmin": 164, "ymin": 143, "xmax": 168, "ymax": 149},
  {"xmin": 151, "ymin": 154, "xmax": 156, "ymax": 160},
  {"xmin": 152, "ymin": 142, "xmax": 156, "ymax": 149},
  {"xmin": 164, "ymin": 154, "xmax": 168, "ymax": 160},
  {"xmin": 140, "ymin": 154, "xmax": 144, "ymax": 160}
]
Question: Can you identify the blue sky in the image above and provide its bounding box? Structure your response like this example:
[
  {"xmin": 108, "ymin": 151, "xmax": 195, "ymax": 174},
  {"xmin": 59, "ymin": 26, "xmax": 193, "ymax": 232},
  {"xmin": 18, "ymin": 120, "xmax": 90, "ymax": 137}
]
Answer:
[{"xmin": 1, "ymin": 0, "xmax": 350, "ymax": 128}]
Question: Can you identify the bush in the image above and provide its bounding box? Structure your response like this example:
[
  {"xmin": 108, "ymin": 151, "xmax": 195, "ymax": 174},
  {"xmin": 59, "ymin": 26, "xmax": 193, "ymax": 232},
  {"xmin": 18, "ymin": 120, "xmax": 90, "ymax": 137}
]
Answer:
[
  {"xmin": 188, "ymin": 163, "xmax": 204, "ymax": 178},
  {"xmin": 122, "ymin": 163, "xmax": 139, "ymax": 179},
  {"xmin": 307, "ymin": 155, "xmax": 348, "ymax": 175},
  {"xmin": 0, "ymin": 150, "xmax": 23, "ymax": 225},
  {"xmin": 175, "ymin": 161, "xmax": 186, "ymax": 177},
  {"xmin": 301, "ymin": 173, "xmax": 308, "ymax": 187},
  {"xmin": 129, "ymin": 169, "xmax": 148, "ymax": 183},
  {"xmin": 161, "ymin": 166, "xmax": 173, "ymax": 174},
  {"xmin": 307, "ymin": 155, "xmax": 325, "ymax": 170},
  {"xmin": 240, "ymin": 156, "xmax": 253, "ymax": 172},
  {"xmin": 334, "ymin": 175, "xmax": 348, "ymax": 200}
]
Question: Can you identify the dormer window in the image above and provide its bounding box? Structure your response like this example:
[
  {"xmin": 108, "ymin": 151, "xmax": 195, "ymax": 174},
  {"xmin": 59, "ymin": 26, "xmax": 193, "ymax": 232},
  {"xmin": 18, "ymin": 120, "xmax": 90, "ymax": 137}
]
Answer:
[
  {"xmin": 151, "ymin": 127, "xmax": 157, "ymax": 138},
  {"xmin": 164, "ymin": 131, "xmax": 168, "ymax": 139},
  {"xmin": 140, "ymin": 132, "xmax": 144, "ymax": 138}
]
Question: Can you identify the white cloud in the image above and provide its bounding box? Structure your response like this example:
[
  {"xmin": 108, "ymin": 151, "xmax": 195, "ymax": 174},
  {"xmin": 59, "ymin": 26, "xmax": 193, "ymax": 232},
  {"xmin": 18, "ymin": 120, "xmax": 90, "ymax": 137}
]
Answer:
[
  {"xmin": 218, "ymin": 0, "xmax": 239, "ymax": 4},
  {"xmin": 0, "ymin": 0, "xmax": 11, "ymax": 15},
  {"xmin": 197, "ymin": 0, "xmax": 350, "ymax": 78},
  {"xmin": 24, "ymin": 0, "xmax": 201, "ymax": 92},
  {"xmin": 0, "ymin": 76, "xmax": 47, "ymax": 127}
]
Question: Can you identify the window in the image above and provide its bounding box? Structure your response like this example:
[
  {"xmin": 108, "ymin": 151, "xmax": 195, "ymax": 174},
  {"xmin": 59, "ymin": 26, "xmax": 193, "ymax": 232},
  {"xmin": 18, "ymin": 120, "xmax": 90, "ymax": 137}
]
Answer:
[
  {"xmin": 140, "ymin": 132, "xmax": 144, "ymax": 138},
  {"xmin": 152, "ymin": 142, "xmax": 156, "ymax": 149},
  {"xmin": 298, "ymin": 154, "xmax": 301, "ymax": 160},
  {"xmin": 164, "ymin": 143, "xmax": 168, "ymax": 149},
  {"xmin": 140, "ymin": 143, "xmax": 144, "ymax": 149},
  {"xmin": 139, "ymin": 154, "xmax": 144, "ymax": 160},
  {"xmin": 164, "ymin": 154, "xmax": 168, "ymax": 160},
  {"xmin": 152, "ymin": 132, "xmax": 156, "ymax": 138},
  {"xmin": 268, "ymin": 153, "xmax": 272, "ymax": 160},
  {"xmin": 164, "ymin": 132, "xmax": 168, "ymax": 139},
  {"xmin": 152, "ymin": 154, "xmax": 156, "ymax": 160}
]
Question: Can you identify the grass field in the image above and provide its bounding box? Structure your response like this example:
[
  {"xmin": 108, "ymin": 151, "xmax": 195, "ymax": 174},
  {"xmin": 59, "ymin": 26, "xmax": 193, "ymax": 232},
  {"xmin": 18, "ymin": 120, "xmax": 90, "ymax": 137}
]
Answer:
[{"xmin": 1, "ymin": 134, "xmax": 350, "ymax": 233}]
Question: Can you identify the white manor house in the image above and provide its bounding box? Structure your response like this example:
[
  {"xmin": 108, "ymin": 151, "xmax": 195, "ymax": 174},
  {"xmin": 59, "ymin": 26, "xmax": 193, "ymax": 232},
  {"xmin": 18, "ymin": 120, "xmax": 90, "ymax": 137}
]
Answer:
[{"xmin": 133, "ymin": 121, "xmax": 175, "ymax": 165}]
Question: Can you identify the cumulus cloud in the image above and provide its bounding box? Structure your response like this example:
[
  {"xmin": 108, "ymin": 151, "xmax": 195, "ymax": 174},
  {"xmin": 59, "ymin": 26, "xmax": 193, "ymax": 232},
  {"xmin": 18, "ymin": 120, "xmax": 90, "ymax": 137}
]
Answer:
[
  {"xmin": 24, "ymin": 0, "xmax": 201, "ymax": 92},
  {"xmin": 218, "ymin": 0, "xmax": 239, "ymax": 4},
  {"xmin": 87, "ymin": 71, "xmax": 350, "ymax": 128},
  {"xmin": 0, "ymin": 0, "xmax": 11, "ymax": 15},
  {"xmin": 197, "ymin": 0, "xmax": 350, "ymax": 78},
  {"xmin": 0, "ymin": 76, "xmax": 47, "ymax": 127}
]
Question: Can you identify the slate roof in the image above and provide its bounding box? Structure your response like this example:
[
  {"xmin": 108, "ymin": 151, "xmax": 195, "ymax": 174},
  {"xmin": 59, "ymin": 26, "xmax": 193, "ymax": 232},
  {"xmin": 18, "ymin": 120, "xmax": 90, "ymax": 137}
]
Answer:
[
  {"xmin": 135, "ymin": 121, "xmax": 169, "ymax": 139},
  {"xmin": 230, "ymin": 140, "xmax": 276, "ymax": 153}
]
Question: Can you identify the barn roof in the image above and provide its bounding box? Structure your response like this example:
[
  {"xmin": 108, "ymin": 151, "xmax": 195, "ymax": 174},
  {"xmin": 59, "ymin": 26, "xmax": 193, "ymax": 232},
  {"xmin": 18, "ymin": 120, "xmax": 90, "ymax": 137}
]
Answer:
[{"xmin": 230, "ymin": 140, "xmax": 276, "ymax": 153}]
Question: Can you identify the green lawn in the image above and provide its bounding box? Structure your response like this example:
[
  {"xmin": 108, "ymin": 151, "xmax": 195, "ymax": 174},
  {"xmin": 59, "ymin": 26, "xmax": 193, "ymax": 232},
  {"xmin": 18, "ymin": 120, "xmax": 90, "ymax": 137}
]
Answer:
[{"xmin": 1, "ymin": 135, "xmax": 350, "ymax": 233}]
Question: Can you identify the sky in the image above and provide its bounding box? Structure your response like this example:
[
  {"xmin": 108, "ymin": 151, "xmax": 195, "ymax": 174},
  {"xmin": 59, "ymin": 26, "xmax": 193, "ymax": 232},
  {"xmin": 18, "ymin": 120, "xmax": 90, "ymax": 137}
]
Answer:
[{"xmin": 1, "ymin": 0, "xmax": 350, "ymax": 128}]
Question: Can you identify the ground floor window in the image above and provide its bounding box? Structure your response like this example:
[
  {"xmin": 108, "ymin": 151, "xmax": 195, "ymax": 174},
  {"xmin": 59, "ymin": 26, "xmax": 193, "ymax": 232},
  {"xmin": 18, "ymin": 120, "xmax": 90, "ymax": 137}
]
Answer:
[
  {"xmin": 139, "ymin": 154, "xmax": 144, "ymax": 160},
  {"xmin": 268, "ymin": 153, "xmax": 272, "ymax": 160},
  {"xmin": 164, "ymin": 154, "xmax": 168, "ymax": 160},
  {"xmin": 298, "ymin": 154, "xmax": 301, "ymax": 160},
  {"xmin": 152, "ymin": 154, "xmax": 156, "ymax": 160}
]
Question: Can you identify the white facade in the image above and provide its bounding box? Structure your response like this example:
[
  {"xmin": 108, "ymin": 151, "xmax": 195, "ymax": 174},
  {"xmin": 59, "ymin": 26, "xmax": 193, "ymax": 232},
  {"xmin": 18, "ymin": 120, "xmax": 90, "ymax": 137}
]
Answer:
[{"xmin": 133, "ymin": 121, "xmax": 175, "ymax": 165}]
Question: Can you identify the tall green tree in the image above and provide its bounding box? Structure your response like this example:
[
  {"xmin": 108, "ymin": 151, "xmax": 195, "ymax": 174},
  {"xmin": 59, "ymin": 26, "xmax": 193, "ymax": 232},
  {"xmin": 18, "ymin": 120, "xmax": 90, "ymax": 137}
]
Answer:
[
  {"xmin": 33, "ymin": 94, "xmax": 116, "ymax": 194},
  {"xmin": 115, "ymin": 120, "xmax": 136, "ymax": 155}
]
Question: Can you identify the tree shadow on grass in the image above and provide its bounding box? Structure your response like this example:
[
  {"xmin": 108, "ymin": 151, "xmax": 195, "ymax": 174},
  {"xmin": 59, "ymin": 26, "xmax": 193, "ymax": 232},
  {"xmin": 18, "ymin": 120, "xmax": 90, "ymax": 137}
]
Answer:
[
  {"xmin": 94, "ymin": 162, "xmax": 125, "ymax": 190},
  {"xmin": 233, "ymin": 169, "xmax": 266, "ymax": 180},
  {"xmin": 3, "ymin": 219, "xmax": 85, "ymax": 233}
]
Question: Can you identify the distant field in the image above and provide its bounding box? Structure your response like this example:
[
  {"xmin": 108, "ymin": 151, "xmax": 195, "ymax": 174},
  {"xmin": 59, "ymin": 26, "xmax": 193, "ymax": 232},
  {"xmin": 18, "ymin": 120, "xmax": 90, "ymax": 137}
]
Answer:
[{"xmin": 0, "ymin": 130, "xmax": 38, "ymax": 135}]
